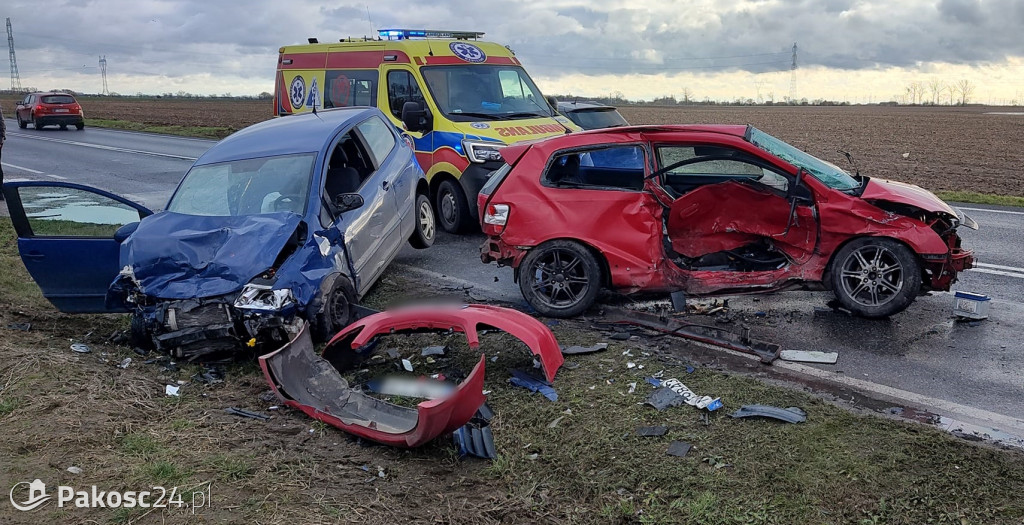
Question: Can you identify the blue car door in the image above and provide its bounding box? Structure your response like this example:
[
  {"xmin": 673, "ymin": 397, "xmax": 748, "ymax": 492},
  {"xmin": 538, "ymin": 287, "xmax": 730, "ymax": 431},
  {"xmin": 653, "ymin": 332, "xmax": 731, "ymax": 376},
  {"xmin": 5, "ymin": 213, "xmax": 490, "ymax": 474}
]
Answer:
[{"xmin": 2, "ymin": 181, "xmax": 153, "ymax": 313}]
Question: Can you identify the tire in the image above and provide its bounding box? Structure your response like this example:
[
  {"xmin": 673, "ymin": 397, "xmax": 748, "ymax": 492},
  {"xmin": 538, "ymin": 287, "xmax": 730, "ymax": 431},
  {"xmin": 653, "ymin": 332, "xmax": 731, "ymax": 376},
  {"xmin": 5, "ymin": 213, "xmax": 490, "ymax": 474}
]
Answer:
[
  {"xmin": 75, "ymin": 122, "xmax": 85, "ymax": 130},
  {"xmin": 59, "ymin": 124, "xmax": 68, "ymax": 130},
  {"xmin": 312, "ymin": 274, "xmax": 356, "ymax": 342},
  {"xmin": 408, "ymin": 193, "xmax": 436, "ymax": 249},
  {"xmin": 518, "ymin": 240, "xmax": 602, "ymax": 318},
  {"xmin": 436, "ymin": 179, "xmax": 473, "ymax": 234},
  {"xmin": 129, "ymin": 312, "xmax": 154, "ymax": 350},
  {"xmin": 829, "ymin": 237, "xmax": 921, "ymax": 318},
  {"xmin": 34, "ymin": 117, "xmax": 43, "ymax": 129},
  {"xmin": 17, "ymin": 115, "xmax": 27, "ymax": 129}
]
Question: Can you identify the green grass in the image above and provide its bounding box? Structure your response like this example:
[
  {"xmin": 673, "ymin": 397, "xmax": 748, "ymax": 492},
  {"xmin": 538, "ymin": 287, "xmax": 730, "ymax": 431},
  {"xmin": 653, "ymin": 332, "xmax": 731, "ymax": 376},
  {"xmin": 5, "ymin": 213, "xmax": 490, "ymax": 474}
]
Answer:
[
  {"xmin": 85, "ymin": 118, "xmax": 236, "ymax": 139},
  {"xmin": 119, "ymin": 433, "xmax": 163, "ymax": 457},
  {"xmin": 936, "ymin": 190, "xmax": 1024, "ymax": 208},
  {"xmin": 0, "ymin": 398, "xmax": 21, "ymax": 417},
  {"xmin": 140, "ymin": 460, "xmax": 189, "ymax": 485}
]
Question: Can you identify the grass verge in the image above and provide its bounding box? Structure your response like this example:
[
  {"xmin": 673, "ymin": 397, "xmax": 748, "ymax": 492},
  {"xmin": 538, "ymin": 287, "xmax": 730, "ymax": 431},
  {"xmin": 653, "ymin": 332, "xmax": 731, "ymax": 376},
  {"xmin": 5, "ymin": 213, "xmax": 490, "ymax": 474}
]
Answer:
[
  {"xmin": 935, "ymin": 190, "xmax": 1024, "ymax": 208},
  {"xmin": 0, "ymin": 221, "xmax": 1021, "ymax": 524},
  {"xmin": 85, "ymin": 118, "xmax": 236, "ymax": 140}
]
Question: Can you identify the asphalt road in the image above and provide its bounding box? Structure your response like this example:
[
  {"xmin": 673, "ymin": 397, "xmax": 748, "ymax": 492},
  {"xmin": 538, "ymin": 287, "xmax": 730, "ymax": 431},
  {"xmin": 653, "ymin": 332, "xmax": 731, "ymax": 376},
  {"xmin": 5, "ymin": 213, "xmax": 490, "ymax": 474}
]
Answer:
[{"xmin": 2, "ymin": 119, "xmax": 1022, "ymax": 439}]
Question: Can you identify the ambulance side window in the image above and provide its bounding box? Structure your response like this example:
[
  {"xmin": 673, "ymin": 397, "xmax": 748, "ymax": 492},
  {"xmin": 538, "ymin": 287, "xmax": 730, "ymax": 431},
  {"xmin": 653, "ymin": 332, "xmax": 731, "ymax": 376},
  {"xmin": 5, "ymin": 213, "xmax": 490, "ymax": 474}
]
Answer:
[
  {"xmin": 325, "ymin": 70, "xmax": 378, "ymax": 108},
  {"xmin": 387, "ymin": 71, "xmax": 426, "ymax": 119}
]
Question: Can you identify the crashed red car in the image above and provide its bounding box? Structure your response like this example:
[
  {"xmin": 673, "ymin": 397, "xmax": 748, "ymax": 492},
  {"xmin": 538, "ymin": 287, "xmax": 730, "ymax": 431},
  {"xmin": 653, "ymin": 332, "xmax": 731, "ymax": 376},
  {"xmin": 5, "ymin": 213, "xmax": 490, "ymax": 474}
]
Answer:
[
  {"xmin": 479, "ymin": 125, "xmax": 976, "ymax": 318},
  {"xmin": 259, "ymin": 304, "xmax": 562, "ymax": 448}
]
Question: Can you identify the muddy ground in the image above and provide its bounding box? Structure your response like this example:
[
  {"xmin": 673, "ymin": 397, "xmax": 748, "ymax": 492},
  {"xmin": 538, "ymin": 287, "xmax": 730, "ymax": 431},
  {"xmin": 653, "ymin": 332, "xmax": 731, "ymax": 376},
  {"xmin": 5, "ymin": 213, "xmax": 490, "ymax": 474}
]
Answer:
[{"xmin": 2, "ymin": 97, "xmax": 1021, "ymax": 197}]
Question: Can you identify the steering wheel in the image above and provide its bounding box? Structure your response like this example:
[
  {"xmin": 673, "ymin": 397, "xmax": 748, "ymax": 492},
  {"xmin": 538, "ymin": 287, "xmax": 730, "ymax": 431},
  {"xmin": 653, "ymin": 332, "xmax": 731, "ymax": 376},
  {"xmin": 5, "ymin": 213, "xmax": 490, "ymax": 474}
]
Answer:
[{"xmin": 272, "ymin": 194, "xmax": 300, "ymax": 212}]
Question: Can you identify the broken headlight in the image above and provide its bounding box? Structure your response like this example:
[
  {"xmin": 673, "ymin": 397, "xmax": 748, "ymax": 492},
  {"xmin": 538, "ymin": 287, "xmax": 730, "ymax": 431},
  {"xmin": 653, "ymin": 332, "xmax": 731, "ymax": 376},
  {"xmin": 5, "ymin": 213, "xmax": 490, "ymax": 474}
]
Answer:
[
  {"xmin": 233, "ymin": 283, "xmax": 295, "ymax": 311},
  {"xmin": 463, "ymin": 140, "xmax": 505, "ymax": 163}
]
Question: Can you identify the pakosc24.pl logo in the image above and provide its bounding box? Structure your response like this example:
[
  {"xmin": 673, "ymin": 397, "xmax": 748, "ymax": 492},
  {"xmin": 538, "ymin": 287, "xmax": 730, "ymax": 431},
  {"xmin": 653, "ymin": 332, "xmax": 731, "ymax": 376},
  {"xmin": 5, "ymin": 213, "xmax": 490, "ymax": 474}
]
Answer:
[{"xmin": 10, "ymin": 479, "xmax": 211, "ymax": 512}]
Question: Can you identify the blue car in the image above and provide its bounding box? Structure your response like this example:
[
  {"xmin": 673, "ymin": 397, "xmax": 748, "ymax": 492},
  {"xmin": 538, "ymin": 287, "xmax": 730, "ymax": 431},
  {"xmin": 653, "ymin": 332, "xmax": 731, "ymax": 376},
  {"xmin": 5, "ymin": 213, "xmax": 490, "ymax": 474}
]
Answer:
[{"xmin": 2, "ymin": 107, "xmax": 435, "ymax": 360}]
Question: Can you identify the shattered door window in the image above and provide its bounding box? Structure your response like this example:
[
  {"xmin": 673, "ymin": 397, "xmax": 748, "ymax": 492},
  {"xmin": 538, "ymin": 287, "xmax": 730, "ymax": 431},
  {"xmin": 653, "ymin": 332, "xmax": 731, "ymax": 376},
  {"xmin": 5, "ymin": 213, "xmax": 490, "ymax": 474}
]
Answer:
[
  {"xmin": 545, "ymin": 146, "xmax": 645, "ymax": 190},
  {"xmin": 17, "ymin": 186, "xmax": 142, "ymax": 237},
  {"xmin": 657, "ymin": 146, "xmax": 788, "ymax": 193}
]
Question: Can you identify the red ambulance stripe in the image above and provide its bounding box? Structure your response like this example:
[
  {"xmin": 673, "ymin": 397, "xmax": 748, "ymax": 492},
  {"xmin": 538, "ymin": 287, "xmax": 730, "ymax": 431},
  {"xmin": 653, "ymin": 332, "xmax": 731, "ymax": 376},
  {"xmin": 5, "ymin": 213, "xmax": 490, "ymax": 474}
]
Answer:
[
  {"xmin": 279, "ymin": 52, "xmax": 327, "ymax": 69},
  {"xmin": 423, "ymin": 56, "xmax": 518, "ymax": 66},
  {"xmin": 325, "ymin": 50, "xmax": 386, "ymax": 68}
]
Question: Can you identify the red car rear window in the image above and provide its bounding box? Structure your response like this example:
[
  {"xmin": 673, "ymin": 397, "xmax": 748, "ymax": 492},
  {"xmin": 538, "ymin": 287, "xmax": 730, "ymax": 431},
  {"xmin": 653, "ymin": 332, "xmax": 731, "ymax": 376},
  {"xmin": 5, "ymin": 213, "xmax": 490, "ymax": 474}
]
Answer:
[{"xmin": 41, "ymin": 95, "xmax": 76, "ymax": 104}]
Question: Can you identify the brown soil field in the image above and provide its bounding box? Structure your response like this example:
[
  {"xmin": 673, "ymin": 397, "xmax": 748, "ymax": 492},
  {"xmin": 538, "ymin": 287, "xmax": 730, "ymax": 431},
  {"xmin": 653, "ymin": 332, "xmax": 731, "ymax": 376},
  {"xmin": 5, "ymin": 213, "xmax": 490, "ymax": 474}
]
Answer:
[{"xmin": 2, "ymin": 97, "xmax": 1021, "ymax": 197}]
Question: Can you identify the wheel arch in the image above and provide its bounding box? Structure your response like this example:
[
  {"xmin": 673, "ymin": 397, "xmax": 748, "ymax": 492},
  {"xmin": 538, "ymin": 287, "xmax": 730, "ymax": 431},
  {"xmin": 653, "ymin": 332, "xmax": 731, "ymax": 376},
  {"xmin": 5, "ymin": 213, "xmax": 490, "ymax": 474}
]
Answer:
[
  {"xmin": 428, "ymin": 171, "xmax": 458, "ymax": 200},
  {"xmin": 513, "ymin": 237, "xmax": 612, "ymax": 289},
  {"xmin": 822, "ymin": 235, "xmax": 926, "ymax": 292}
]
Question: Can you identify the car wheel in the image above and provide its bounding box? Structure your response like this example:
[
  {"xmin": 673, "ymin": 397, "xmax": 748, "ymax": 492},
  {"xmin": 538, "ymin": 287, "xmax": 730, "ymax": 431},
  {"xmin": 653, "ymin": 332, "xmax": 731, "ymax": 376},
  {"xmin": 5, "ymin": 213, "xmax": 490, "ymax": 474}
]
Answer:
[
  {"xmin": 409, "ymin": 193, "xmax": 436, "ymax": 249},
  {"xmin": 59, "ymin": 124, "xmax": 68, "ymax": 130},
  {"xmin": 830, "ymin": 237, "xmax": 921, "ymax": 318},
  {"xmin": 436, "ymin": 179, "xmax": 473, "ymax": 234},
  {"xmin": 34, "ymin": 117, "xmax": 43, "ymax": 129},
  {"xmin": 75, "ymin": 122, "xmax": 85, "ymax": 130},
  {"xmin": 312, "ymin": 274, "xmax": 356, "ymax": 342},
  {"xmin": 518, "ymin": 240, "xmax": 602, "ymax": 318},
  {"xmin": 129, "ymin": 312, "xmax": 154, "ymax": 350},
  {"xmin": 17, "ymin": 115, "xmax": 27, "ymax": 129}
]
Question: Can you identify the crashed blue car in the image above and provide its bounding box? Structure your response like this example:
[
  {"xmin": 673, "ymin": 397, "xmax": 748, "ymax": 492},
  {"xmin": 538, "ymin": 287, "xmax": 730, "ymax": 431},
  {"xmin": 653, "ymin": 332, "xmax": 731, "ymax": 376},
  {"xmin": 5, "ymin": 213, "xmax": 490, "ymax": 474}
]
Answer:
[{"xmin": 2, "ymin": 107, "xmax": 435, "ymax": 360}]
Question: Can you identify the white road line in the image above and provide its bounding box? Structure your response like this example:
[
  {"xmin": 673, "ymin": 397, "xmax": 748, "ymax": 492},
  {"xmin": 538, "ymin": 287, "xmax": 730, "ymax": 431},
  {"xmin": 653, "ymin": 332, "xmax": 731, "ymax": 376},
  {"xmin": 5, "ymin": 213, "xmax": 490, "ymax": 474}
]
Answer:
[
  {"xmin": 43, "ymin": 174, "xmax": 68, "ymax": 180},
  {"xmin": 970, "ymin": 267, "xmax": 1024, "ymax": 279},
  {"xmin": 957, "ymin": 206, "xmax": 1024, "ymax": 216},
  {"xmin": 975, "ymin": 261, "xmax": 1024, "ymax": 273},
  {"xmin": 1, "ymin": 162, "xmax": 45, "ymax": 174},
  {"xmin": 12, "ymin": 134, "xmax": 198, "ymax": 161}
]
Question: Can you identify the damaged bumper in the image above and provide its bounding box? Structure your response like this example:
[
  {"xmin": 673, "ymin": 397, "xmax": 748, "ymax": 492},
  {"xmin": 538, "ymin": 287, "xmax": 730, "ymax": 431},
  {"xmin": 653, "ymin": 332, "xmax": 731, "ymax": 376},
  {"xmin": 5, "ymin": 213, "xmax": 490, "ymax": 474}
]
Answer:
[
  {"xmin": 259, "ymin": 304, "xmax": 563, "ymax": 448},
  {"xmin": 922, "ymin": 232, "xmax": 975, "ymax": 291}
]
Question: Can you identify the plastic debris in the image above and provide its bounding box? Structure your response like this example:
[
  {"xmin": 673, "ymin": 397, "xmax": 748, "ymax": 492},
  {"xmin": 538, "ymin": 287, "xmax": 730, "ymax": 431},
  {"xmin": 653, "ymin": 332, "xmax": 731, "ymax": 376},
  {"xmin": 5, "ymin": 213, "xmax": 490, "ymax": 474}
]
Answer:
[
  {"xmin": 646, "ymin": 378, "xmax": 722, "ymax": 411},
  {"xmin": 401, "ymin": 358, "xmax": 414, "ymax": 372},
  {"xmin": 509, "ymin": 369, "xmax": 558, "ymax": 401},
  {"xmin": 385, "ymin": 348, "xmax": 401, "ymax": 359},
  {"xmin": 666, "ymin": 441, "xmax": 692, "ymax": 457},
  {"xmin": 116, "ymin": 358, "xmax": 132, "ymax": 369},
  {"xmin": 609, "ymin": 332, "xmax": 631, "ymax": 341},
  {"xmin": 547, "ymin": 416, "xmax": 565, "ymax": 428},
  {"xmin": 636, "ymin": 426, "xmax": 668, "ymax": 437},
  {"xmin": 670, "ymin": 290, "xmax": 687, "ymax": 312},
  {"xmin": 192, "ymin": 366, "xmax": 225, "ymax": 384},
  {"xmin": 66, "ymin": 466, "xmax": 83, "ymax": 475},
  {"xmin": 453, "ymin": 405, "xmax": 497, "ymax": 459},
  {"xmin": 627, "ymin": 382, "xmax": 637, "ymax": 394},
  {"xmin": 6, "ymin": 322, "xmax": 31, "ymax": 331},
  {"xmin": 224, "ymin": 407, "xmax": 271, "ymax": 421},
  {"xmin": 70, "ymin": 343, "xmax": 90, "ymax": 354},
  {"xmin": 421, "ymin": 345, "xmax": 448, "ymax": 357},
  {"xmin": 165, "ymin": 385, "xmax": 180, "ymax": 397},
  {"xmin": 561, "ymin": 343, "xmax": 608, "ymax": 355},
  {"xmin": 779, "ymin": 350, "xmax": 839, "ymax": 364},
  {"xmin": 729, "ymin": 405, "xmax": 806, "ymax": 423},
  {"xmin": 627, "ymin": 362, "xmax": 637, "ymax": 369}
]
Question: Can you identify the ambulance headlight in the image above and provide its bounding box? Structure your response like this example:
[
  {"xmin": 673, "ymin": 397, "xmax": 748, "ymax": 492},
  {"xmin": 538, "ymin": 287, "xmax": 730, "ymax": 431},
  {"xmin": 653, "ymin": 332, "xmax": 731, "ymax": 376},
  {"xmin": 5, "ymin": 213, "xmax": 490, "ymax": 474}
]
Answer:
[{"xmin": 463, "ymin": 140, "xmax": 505, "ymax": 163}]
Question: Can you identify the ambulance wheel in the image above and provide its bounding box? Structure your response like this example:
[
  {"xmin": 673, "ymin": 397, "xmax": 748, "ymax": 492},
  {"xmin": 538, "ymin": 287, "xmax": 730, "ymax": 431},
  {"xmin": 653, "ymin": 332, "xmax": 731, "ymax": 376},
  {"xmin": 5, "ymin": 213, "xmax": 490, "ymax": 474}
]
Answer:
[{"xmin": 436, "ymin": 179, "xmax": 473, "ymax": 234}]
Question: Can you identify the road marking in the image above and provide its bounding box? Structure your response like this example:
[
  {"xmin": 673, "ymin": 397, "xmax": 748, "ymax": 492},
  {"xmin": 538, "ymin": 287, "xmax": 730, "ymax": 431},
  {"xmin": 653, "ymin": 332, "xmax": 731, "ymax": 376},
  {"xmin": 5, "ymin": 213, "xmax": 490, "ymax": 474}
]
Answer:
[
  {"xmin": 970, "ymin": 267, "xmax": 1024, "ymax": 279},
  {"xmin": 975, "ymin": 261, "xmax": 1024, "ymax": 273},
  {"xmin": 43, "ymin": 174, "xmax": 68, "ymax": 180},
  {"xmin": 11, "ymin": 134, "xmax": 198, "ymax": 161},
  {"xmin": 1, "ymin": 162, "xmax": 45, "ymax": 174},
  {"xmin": 957, "ymin": 206, "xmax": 1024, "ymax": 216}
]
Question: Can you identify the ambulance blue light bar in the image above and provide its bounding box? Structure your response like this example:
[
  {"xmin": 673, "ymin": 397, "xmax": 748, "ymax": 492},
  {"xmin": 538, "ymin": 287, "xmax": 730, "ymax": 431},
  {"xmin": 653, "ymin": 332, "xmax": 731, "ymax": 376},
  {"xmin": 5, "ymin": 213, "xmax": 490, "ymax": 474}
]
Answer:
[{"xmin": 378, "ymin": 29, "xmax": 485, "ymax": 41}]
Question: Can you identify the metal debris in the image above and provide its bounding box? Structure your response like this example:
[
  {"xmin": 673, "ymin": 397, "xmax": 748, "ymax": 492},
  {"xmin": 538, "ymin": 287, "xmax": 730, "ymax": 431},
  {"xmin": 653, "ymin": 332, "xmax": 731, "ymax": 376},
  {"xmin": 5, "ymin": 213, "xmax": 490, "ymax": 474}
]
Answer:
[
  {"xmin": 70, "ymin": 343, "xmax": 91, "ymax": 354},
  {"xmin": 561, "ymin": 343, "xmax": 609, "ymax": 355},
  {"xmin": 779, "ymin": 350, "xmax": 839, "ymax": 364},
  {"xmin": 729, "ymin": 405, "xmax": 806, "ymax": 423},
  {"xmin": 224, "ymin": 407, "xmax": 271, "ymax": 421}
]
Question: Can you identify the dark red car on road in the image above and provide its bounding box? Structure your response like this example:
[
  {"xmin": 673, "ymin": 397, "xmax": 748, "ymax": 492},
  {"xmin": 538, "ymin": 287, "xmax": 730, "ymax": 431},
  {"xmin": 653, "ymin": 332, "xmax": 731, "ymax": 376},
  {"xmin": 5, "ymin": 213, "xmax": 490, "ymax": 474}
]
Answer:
[
  {"xmin": 16, "ymin": 92, "xmax": 85, "ymax": 130},
  {"xmin": 479, "ymin": 125, "xmax": 976, "ymax": 318}
]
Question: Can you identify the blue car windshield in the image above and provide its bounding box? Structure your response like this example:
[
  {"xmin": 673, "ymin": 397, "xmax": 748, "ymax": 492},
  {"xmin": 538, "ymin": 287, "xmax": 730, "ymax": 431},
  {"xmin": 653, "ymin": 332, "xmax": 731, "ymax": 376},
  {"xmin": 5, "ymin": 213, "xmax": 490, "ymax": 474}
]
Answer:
[
  {"xmin": 747, "ymin": 127, "xmax": 860, "ymax": 191},
  {"xmin": 167, "ymin": 153, "xmax": 315, "ymax": 216}
]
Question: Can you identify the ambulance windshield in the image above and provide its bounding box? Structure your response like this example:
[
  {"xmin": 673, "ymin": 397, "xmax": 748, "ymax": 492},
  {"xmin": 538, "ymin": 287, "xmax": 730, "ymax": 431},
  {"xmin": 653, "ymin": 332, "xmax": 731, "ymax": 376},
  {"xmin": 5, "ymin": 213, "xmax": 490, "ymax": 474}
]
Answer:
[{"xmin": 421, "ymin": 65, "xmax": 552, "ymax": 121}]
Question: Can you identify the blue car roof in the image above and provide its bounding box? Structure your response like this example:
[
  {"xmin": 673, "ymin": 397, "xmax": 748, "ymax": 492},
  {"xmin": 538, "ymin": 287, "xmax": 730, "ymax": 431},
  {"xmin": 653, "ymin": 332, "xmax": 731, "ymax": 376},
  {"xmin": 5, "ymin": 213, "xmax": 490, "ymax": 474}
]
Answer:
[{"xmin": 193, "ymin": 107, "xmax": 379, "ymax": 166}]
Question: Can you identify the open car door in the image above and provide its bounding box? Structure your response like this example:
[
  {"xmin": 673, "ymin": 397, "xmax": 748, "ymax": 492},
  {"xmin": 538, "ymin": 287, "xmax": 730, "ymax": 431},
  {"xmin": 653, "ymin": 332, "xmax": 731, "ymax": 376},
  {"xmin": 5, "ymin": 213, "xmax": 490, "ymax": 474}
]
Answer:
[{"xmin": 2, "ymin": 182, "xmax": 153, "ymax": 313}]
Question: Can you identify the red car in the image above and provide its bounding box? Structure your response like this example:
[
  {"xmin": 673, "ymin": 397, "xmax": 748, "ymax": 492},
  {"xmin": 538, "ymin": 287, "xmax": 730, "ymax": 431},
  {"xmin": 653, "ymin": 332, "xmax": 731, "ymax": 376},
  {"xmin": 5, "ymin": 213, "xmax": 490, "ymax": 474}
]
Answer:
[
  {"xmin": 479, "ymin": 125, "xmax": 976, "ymax": 318},
  {"xmin": 16, "ymin": 92, "xmax": 85, "ymax": 130}
]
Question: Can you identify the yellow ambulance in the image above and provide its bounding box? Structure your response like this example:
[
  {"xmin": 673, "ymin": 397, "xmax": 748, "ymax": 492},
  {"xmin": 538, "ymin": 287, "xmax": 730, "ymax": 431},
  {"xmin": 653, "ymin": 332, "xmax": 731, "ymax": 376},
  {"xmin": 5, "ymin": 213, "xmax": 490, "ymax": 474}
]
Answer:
[{"xmin": 275, "ymin": 29, "xmax": 578, "ymax": 233}]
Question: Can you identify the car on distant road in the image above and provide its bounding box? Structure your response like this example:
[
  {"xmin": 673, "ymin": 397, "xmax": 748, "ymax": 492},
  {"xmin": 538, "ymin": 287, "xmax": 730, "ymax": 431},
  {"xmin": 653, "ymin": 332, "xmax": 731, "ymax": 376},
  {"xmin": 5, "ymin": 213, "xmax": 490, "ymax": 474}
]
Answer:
[
  {"xmin": 554, "ymin": 100, "xmax": 628, "ymax": 130},
  {"xmin": 479, "ymin": 125, "xmax": 977, "ymax": 318},
  {"xmin": 2, "ymin": 107, "xmax": 434, "ymax": 360},
  {"xmin": 16, "ymin": 92, "xmax": 85, "ymax": 130}
]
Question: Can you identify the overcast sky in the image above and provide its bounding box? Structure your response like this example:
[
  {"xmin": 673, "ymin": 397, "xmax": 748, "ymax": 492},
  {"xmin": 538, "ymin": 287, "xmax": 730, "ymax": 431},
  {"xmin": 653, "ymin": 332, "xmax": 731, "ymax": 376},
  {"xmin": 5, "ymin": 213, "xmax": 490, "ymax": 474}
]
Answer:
[{"xmin": 4, "ymin": 0, "xmax": 1023, "ymax": 103}]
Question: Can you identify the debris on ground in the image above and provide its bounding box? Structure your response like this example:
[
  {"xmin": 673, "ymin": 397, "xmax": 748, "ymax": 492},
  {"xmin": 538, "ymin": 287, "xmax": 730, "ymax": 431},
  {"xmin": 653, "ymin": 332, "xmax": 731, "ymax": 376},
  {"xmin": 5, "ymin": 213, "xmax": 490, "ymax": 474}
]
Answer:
[
  {"xmin": 66, "ymin": 466, "xmax": 83, "ymax": 475},
  {"xmin": 401, "ymin": 358, "xmax": 414, "ymax": 372},
  {"xmin": 165, "ymin": 384, "xmax": 180, "ymax": 397},
  {"xmin": 421, "ymin": 345, "xmax": 448, "ymax": 357},
  {"xmin": 116, "ymin": 357, "xmax": 132, "ymax": 369},
  {"xmin": 729, "ymin": 405, "xmax": 807, "ymax": 423},
  {"xmin": 6, "ymin": 322, "xmax": 31, "ymax": 331},
  {"xmin": 636, "ymin": 426, "xmax": 668, "ymax": 437},
  {"xmin": 70, "ymin": 343, "xmax": 90, "ymax": 354},
  {"xmin": 561, "ymin": 342, "xmax": 608, "ymax": 355},
  {"xmin": 192, "ymin": 366, "xmax": 225, "ymax": 384},
  {"xmin": 666, "ymin": 441, "xmax": 692, "ymax": 457},
  {"xmin": 608, "ymin": 332, "xmax": 631, "ymax": 341},
  {"xmin": 779, "ymin": 350, "xmax": 839, "ymax": 364},
  {"xmin": 509, "ymin": 369, "xmax": 558, "ymax": 402},
  {"xmin": 648, "ymin": 378, "xmax": 723, "ymax": 412},
  {"xmin": 453, "ymin": 405, "xmax": 497, "ymax": 459},
  {"xmin": 364, "ymin": 376, "xmax": 455, "ymax": 400},
  {"xmin": 953, "ymin": 291, "xmax": 991, "ymax": 320},
  {"xmin": 224, "ymin": 407, "xmax": 271, "ymax": 421}
]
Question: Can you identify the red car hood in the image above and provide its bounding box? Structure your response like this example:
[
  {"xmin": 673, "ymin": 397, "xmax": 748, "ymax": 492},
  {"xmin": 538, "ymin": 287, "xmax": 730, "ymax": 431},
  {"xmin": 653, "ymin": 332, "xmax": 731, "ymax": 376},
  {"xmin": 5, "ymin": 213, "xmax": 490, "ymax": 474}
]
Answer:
[{"xmin": 861, "ymin": 178, "xmax": 956, "ymax": 216}]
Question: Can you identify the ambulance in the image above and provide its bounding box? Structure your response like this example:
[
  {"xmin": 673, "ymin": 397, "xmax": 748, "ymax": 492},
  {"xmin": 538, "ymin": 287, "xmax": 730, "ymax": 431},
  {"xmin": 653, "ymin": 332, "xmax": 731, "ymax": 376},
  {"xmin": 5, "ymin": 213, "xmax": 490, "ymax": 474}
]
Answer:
[{"xmin": 275, "ymin": 29, "xmax": 579, "ymax": 233}]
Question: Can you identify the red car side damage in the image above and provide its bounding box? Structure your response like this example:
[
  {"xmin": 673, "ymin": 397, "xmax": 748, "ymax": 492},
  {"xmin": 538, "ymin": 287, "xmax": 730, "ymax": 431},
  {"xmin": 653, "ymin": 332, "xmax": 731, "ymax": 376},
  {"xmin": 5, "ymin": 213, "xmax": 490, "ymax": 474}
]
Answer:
[{"xmin": 258, "ymin": 304, "xmax": 563, "ymax": 448}]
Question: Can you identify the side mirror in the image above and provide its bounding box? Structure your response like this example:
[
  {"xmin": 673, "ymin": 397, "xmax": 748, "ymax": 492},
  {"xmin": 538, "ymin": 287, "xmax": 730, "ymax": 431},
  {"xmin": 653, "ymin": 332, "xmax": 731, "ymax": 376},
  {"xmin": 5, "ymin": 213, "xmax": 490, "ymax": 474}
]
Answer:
[
  {"xmin": 334, "ymin": 193, "xmax": 364, "ymax": 214},
  {"xmin": 787, "ymin": 168, "xmax": 805, "ymax": 200},
  {"xmin": 401, "ymin": 101, "xmax": 432, "ymax": 132},
  {"xmin": 113, "ymin": 221, "xmax": 140, "ymax": 243},
  {"xmin": 545, "ymin": 96, "xmax": 558, "ymax": 113}
]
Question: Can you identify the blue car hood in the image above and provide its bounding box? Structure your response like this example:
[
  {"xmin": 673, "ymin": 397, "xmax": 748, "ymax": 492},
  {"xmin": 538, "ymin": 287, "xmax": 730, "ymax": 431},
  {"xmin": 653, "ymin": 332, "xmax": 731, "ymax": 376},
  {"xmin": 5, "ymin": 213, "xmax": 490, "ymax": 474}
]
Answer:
[{"xmin": 120, "ymin": 211, "xmax": 304, "ymax": 300}]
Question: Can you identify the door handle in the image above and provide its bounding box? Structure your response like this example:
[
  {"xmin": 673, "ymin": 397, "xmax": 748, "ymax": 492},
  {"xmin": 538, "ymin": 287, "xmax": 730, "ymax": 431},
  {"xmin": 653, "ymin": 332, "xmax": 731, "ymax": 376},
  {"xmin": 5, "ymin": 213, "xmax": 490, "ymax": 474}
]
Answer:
[
  {"xmin": 382, "ymin": 180, "xmax": 390, "ymax": 191},
  {"xmin": 23, "ymin": 252, "xmax": 45, "ymax": 260}
]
